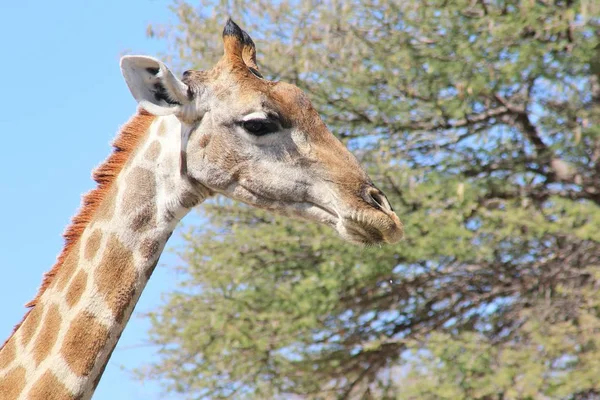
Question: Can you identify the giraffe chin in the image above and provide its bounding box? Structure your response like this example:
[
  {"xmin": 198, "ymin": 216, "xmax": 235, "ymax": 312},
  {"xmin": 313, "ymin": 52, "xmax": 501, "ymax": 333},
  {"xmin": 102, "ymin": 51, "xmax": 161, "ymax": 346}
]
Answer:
[
  {"xmin": 336, "ymin": 211, "xmax": 404, "ymax": 245},
  {"xmin": 308, "ymin": 197, "xmax": 403, "ymax": 245},
  {"xmin": 276, "ymin": 201, "xmax": 403, "ymax": 246}
]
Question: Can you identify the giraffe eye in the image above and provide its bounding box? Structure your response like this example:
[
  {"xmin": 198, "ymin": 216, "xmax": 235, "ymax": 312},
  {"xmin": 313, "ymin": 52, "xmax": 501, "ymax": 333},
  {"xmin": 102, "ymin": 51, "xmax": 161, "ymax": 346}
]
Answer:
[{"xmin": 242, "ymin": 119, "xmax": 279, "ymax": 136}]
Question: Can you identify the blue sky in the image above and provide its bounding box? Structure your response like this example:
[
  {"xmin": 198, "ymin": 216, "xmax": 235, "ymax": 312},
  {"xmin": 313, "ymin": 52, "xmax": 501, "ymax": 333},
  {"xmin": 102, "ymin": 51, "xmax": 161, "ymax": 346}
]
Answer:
[{"xmin": 0, "ymin": 1, "xmax": 190, "ymax": 398}]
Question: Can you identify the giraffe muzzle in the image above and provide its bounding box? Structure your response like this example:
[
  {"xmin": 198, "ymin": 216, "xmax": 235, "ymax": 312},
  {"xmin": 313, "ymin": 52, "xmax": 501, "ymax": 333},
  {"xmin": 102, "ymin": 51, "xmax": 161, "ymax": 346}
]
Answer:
[{"xmin": 332, "ymin": 185, "xmax": 403, "ymax": 245}]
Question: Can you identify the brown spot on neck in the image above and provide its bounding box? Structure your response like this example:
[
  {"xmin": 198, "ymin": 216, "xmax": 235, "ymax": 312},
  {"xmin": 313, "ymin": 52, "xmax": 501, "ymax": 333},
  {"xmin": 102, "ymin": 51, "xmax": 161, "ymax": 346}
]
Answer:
[
  {"xmin": 129, "ymin": 204, "xmax": 157, "ymax": 232},
  {"xmin": 121, "ymin": 167, "xmax": 156, "ymax": 210},
  {"xmin": 0, "ymin": 366, "xmax": 26, "ymax": 399},
  {"xmin": 140, "ymin": 238, "xmax": 160, "ymax": 262},
  {"xmin": 60, "ymin": 311, "xmax": 109, "ymax": 377},
  {"xmin": 84, "ymin": 229, "xmax": 102, "ymax": 261},
  {"xmin": 28, "ymin": 370, "xmax": 74, "ymax": 400},
  {"xmin": 65, "ymin": 270, "xmax": 88, "ymax": 308},
  {"xmin": 32, "ymin": 304, "xmax": 61, "ymax": 366},
  {"xmin": 144, "ymin": 141, "xmax": 161, "ymax": 162},
  {"xmin": 94, "ymin": 234, "xmax": 136, "ymax": 323}
]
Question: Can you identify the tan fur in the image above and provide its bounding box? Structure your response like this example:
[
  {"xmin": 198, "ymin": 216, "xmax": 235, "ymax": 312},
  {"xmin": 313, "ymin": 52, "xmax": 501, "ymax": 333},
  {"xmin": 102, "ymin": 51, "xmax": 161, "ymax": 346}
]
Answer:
[
  {"xmin": 65, "ymin": 270, "xmax": 87, "ymax": 308},
  {"xmin": 0, "ymin": 110, "xmax": 156, "ymax": 349},
  {"xmin": 122, "ymin": 167, "xmax": 156, "ymax": 210},
  {"xmin": 0, "ymin": 336, "xmax": 15, "ymax": 369},
  {"xmin": 0, "ymin": 111, "xmax": 155, "ymax": 351},
  {"xmin": 60, "ymin": 312, "xmax": 109, "ymax": 377},
  {"xmin": 28, "ymin": 111, "xmax": 154, "ymax": 307},
  {"xmin": 32, "ymin": 304, "xmax": 61, "ymax": 366},
  {"xmin": 29, "ymin": 371, "xmax": 73, "ymax": 400},
  {"xmin": 84, "ymin": 230, "xmax": 102, "ymax": 261},
  {"xmin": 0, "ymin": 366, "xmax": 26, "ymax": 398},
  {"xmin": 94, "ymin": 235, "xmax": 136, "ymax": 323}
]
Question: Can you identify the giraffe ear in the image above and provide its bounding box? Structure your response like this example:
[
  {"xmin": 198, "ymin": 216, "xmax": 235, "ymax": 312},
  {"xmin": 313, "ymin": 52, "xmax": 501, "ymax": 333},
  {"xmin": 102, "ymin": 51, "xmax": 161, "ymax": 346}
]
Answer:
[{"xmin": 120, "ymin": 55, "xmax": 190, "ymax": 116}]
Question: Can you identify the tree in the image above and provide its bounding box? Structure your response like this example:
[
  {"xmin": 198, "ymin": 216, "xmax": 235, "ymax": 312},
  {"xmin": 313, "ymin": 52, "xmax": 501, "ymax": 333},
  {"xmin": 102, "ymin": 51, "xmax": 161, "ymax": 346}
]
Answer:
[{"xmin": 138, "ymin": 1, "xmax": 600, "ymax": 398}]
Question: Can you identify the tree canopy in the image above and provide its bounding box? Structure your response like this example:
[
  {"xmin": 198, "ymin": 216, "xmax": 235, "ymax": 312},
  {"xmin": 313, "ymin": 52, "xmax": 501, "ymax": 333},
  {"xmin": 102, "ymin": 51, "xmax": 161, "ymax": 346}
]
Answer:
[{"xmin": 139, "ymin": 1, "xmax": 600, "ymax": 399}]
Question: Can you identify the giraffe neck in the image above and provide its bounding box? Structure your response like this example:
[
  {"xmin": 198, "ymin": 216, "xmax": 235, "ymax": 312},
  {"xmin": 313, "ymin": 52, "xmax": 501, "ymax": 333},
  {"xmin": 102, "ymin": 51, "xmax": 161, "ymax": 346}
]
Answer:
[{"xmin": 0, "ymin": 112, "xmax": 209, "ymax": 399}]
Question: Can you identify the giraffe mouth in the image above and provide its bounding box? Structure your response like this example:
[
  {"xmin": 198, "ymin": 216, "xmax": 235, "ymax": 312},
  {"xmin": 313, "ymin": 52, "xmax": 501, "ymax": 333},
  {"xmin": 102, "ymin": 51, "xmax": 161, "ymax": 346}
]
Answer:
[
  {"xmin": 281, "ymin": 201, "xmax": 402, "ymax": 245},
  {"xmin": 340, "ymin": 206, "xmax": 404, "ymax": 245},
  {"xmin": 223, "ymin": 183, "xmax": 402, "ymax": 245}
]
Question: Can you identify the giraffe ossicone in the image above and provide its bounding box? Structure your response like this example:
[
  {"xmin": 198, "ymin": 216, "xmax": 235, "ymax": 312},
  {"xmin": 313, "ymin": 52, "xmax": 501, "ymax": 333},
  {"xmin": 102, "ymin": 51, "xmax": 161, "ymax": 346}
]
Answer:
[{"xmin": 0, "ymin": 18, "xmax": 402, "ymax": 399}]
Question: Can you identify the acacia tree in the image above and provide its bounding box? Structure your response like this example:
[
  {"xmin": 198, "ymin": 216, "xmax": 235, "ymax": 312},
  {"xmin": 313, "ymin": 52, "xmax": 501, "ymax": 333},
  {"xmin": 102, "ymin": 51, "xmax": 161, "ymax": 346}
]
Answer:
[{"xmin": 139, "ymin": 1, "xmax": 600, "ymax": 398}]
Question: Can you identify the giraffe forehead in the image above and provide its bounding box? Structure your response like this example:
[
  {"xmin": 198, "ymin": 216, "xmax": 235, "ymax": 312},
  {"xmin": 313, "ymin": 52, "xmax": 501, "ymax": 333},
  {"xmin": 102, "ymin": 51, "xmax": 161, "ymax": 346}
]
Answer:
[
  {"xmin": 271, "ymin": 82, "xmax": 312, "ymax": 109},
  {"xmin": 269, "ymin": 83, "xmax": 323, "ymax": 128},
  {"xmin": 198, "ymin": 67, "xmax": 315, "ymax": 123},
  {"xmin": 269, "ymin": 82, "xmax": 334, "ymax": 142}
]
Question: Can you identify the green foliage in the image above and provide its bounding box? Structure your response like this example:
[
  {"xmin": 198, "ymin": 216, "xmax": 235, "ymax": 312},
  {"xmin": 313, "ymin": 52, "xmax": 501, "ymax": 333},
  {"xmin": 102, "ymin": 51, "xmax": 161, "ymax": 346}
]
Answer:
[
  {"xmin": 400, "ymin": 281, "xmax": 600, "ymax": 400},
  {"xmin": 139, "ymin": 1, "xmax": 600, "ymax": 399}
]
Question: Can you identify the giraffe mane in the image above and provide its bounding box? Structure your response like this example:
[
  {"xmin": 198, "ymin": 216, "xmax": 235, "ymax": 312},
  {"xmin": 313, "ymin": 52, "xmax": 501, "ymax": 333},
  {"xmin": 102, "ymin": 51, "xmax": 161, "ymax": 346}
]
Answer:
[{"xmin": 1, "ymin": 109, "xmax": 156, "ymax": 349}]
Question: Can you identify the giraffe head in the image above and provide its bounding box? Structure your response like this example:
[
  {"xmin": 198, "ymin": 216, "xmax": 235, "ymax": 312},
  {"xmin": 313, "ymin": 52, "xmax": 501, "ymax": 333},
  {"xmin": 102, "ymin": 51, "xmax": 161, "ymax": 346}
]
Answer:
[{"xmin": 121, "ymin": 19, "xmax": 402, "ymax": 245}]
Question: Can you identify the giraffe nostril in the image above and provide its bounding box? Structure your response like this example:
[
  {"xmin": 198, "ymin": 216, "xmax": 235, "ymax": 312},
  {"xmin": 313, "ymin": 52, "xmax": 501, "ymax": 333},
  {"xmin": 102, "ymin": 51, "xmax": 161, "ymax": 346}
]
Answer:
[
  {"xmin": 183, "ymin": 70, "xmax": 192, "ymax": 78},
  {"xmin": 363, "ymin": 186, "xmax": 394, "ymax": 213}
]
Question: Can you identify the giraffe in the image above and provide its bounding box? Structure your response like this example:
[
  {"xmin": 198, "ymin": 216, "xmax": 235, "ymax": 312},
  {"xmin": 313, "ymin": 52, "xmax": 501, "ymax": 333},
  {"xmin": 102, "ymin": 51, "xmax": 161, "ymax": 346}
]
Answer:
[{"xmin": 0, "ymin": 19, "xmax": 402, "ymax": 399}]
